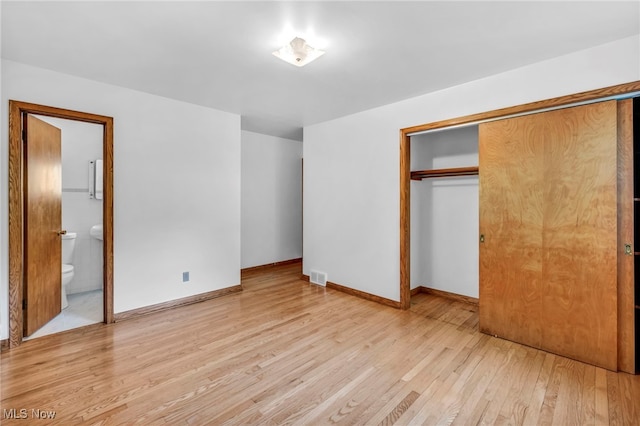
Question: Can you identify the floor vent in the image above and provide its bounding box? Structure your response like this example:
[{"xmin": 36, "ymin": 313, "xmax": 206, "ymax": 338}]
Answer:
[{"xmin": 310, "ymin": 270, "xmax": 327, "ymax": 286}]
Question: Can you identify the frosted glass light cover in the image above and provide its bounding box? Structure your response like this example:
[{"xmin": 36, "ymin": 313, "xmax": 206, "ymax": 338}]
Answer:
[{"xmin": 273, "ymin": 37, "xmax": 325, "ymax": 67}]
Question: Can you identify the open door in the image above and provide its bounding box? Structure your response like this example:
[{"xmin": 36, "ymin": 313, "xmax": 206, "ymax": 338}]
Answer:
[{"xmin": 23, "ymin": 114, "xmax": 63, "ymax": 336}]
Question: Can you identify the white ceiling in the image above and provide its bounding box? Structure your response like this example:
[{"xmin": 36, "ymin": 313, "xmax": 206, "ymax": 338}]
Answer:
[{"xmin": 2, "ymin": 1, "xmax": 639, "ymax": 141}]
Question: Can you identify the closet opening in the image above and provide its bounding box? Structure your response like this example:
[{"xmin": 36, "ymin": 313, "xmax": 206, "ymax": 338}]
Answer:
[{"xmin": 409, "ymin": 125, "xmax": 479, "ymax": 305}]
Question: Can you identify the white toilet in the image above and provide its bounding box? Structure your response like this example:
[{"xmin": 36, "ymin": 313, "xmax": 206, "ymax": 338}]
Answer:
[{"xmin": 61, "ymin": 232, "xmax": 77, "ymax": 309}]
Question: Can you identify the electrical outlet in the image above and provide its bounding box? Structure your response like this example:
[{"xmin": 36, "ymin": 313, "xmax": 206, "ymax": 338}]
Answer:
[{"xmin": 182, "ymin": 271, "xmax": 190, "ymax": 282}]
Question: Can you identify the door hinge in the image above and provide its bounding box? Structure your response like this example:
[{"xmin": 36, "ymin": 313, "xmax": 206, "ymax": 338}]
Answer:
[
  {"xmin": 22, "ymin": 299, "xmax": 26, "ymax": 310},
  {"xmin": 22, "ymin": 129, "xmax": 26, "ymax": 142}
]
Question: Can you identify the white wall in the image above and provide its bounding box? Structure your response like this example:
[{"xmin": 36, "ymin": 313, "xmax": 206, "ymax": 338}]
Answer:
[
  {"xmin": 410, "ymin": 126, "xmax": 479, "ymax": 298},
  {"xmin": 304, "ymin": 35, "xmax": 640, "ymax": 302},
  {"xmin": 37, "ymin": 116, "xmax": 104, "ymax": 294},
  {"xmin": 241, "ymin": 131, "xmax": 302, "ymax": 268},
  {"xmin": 0, "ymin": 60, "xmax": 241, "ymax": 338}
]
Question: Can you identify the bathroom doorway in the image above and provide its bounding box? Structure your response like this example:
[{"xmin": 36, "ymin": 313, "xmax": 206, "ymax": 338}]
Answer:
[
  {"xmin": 23, "ymin": 115, "xmax": 105, "ymax": 340},
  {"xmin": 8, "ymin": 100, "xmax": 114, "ymax": 348}
]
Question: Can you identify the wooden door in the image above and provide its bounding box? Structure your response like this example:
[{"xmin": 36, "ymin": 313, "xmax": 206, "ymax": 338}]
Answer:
[
  {"xmin": 479, "ymin": 101, "xmax": 618, "ymax": 370},
  {"xmin": 479, "ymin": 112, "xmax": 545, "ymax": 347},
  {"xmin": 540, "ymin": 101, "xmax": 618, "ymax": 370},
  {"xmin": 23, "ymin": 114, "xmax": 63, "ymax": 336}
]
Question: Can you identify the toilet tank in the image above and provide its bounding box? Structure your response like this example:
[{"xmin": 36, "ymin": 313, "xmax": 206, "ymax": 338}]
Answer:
[{"xmin": 61, "ymin": 232, "xmax": 77, "ymax": 264}]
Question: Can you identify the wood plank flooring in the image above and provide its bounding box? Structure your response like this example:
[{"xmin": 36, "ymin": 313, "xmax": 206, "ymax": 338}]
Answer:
[{"xmin": 1, "ymin": 261, "xmax": 639, "ymax": 425}]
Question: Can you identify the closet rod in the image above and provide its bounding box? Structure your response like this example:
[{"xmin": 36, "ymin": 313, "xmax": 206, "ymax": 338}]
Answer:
[{"xmin": 411, "ymin": 166, "xmax": 479, "ymax": 180}]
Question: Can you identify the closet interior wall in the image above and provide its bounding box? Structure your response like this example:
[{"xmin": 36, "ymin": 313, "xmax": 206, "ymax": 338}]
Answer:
[{"xmin": 410, "ymin": 126, "xmax": 479, "ymax": 299}]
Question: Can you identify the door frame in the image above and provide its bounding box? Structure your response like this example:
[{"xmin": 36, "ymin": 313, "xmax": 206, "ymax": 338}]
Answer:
[{"xmin": 8, "ymin": 100, "xmax": 114, "ymax": 348}]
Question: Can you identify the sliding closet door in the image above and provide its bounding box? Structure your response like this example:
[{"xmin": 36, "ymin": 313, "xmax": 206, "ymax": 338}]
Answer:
[
  {"xmin": 541, "ymin": 101, "xmax": 618, "ymax": 370},
  {"xmin": 479, "ymin": 114, "xmax": 544, "ymax": 347},
  {"xmin": 479, "ymin": 100, "xmax": 618, "ymax": 370}
]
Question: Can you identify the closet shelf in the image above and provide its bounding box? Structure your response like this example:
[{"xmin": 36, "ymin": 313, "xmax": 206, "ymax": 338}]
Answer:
[{"xmin": 411, "ymin": 166, "xmax": 479, "ymax": 180}]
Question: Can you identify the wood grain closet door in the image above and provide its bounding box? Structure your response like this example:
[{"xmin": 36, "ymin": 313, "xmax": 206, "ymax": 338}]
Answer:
[
  {"xmin": 479, "ymin": 113, "xmax": 544, "ymax": 347},
  {"xmin": 540, "ymin": 101, "xmax": 618, "ymax": 370},
  {"xmin": 480, "ymin": 100, "xmax": 618, "ymax": 371}
]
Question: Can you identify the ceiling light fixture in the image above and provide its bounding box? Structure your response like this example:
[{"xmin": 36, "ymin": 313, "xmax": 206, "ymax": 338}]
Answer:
[{"xmin": 272, "ymin": 36, "xmax": 325, "ymax": 67}]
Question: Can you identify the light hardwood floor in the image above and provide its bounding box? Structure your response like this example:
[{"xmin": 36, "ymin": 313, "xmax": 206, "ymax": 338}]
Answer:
[{"xmin": 2, "ymin": 262, "xmax": 639, "ymax": 425}]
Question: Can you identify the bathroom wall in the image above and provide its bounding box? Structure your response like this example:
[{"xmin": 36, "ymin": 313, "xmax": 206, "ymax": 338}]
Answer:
[
  {"xmin": 0, "ymin": 60, "xmax": 241, "ymax": 338},
  {"xmin": 37, "ymin": 116, "xmax": 103, "ymax": 294},
  {"xmin": 241, "ymin": 131, "xmax": 302, "ymax": 268}
]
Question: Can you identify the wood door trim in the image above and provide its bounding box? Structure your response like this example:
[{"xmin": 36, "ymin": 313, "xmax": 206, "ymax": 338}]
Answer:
[
  {"xmin": 617, "ymin": 98, "xmax": 635, "ymax": 374},
  {"xmin": 402, "ymin": 81, "xmax": 640, "ymax": 135},
  {"xmin": 399, "ymin": 131, "xmax": 411, "ymax": 310},
  {"xmin": 399, "ymin": 80, "xmax": 640, "ymax": 312},
  {"xmin": 8, "ymin": 100, "xmax": 114, "ymax": 348}
]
